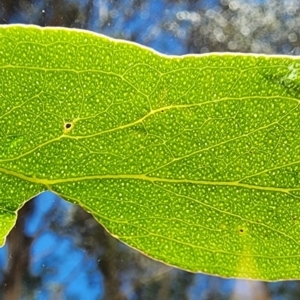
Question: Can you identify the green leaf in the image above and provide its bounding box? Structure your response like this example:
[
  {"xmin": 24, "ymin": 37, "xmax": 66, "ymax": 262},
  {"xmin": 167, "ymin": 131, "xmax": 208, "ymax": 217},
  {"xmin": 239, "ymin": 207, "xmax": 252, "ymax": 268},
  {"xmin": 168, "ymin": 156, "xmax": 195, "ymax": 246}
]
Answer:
[{"xmin": 1, "ymin": 24, "xmax": 300, "ymax": 280}]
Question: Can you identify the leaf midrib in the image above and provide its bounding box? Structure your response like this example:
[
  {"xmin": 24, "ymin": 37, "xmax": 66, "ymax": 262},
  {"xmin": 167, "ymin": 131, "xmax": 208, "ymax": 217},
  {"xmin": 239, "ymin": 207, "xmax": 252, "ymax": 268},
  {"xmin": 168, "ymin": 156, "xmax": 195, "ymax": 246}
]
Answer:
[{"xmin": 0, "ymin": 165, "xmax": 296, "ymax": 194}]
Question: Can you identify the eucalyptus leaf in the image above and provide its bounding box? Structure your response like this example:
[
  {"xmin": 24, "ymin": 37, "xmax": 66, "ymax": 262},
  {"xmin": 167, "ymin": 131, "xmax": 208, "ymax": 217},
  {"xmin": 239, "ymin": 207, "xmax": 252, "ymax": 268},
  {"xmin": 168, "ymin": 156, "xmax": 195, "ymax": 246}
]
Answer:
[{"xmin": 1, "ymin": 25, "xmax": 300, "ymax": 280}]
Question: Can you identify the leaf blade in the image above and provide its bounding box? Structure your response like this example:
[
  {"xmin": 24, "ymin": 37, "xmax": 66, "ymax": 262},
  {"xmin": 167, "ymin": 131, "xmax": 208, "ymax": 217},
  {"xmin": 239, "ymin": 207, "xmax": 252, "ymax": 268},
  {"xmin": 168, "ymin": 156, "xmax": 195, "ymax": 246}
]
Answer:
[{"xmin": 1, "ymin": 25, "xmax": 300, "ymax": 280}]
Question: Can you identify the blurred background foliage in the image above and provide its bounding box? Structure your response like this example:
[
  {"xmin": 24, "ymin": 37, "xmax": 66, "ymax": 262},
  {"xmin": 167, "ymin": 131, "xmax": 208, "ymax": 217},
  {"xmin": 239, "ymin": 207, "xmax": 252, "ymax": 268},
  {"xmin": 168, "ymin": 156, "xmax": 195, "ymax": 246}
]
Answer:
[{"xmin": 1, "ymin": 0, "xmax": 300, "ymax": 299}]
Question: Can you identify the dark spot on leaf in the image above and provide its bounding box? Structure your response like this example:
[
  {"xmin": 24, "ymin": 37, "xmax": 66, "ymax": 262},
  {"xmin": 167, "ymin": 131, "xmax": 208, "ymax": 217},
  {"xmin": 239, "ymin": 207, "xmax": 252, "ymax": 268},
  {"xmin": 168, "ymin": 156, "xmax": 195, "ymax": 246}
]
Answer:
[
  {"xmin": 64, "ymin": 122, "xmax": 74, "ymax": 132},
  {"xmin": 161, "ymin": 110, "xmax": 164, "ymax": 113},
  {"xmin": 239, "ymin": 229, "xmax": 244, "ymax": 233}
]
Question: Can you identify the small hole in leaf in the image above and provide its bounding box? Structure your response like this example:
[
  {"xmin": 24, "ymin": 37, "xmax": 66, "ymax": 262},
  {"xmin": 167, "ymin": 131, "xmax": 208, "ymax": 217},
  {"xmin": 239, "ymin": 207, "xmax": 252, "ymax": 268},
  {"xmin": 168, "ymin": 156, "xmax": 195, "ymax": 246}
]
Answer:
[
  {"xmin": 64, "ymin": 121, "xmax": 74, "ymax": 133},
  {"xmin": 239, "ymin": 229, "xmax": 244, "ymax": 233}
]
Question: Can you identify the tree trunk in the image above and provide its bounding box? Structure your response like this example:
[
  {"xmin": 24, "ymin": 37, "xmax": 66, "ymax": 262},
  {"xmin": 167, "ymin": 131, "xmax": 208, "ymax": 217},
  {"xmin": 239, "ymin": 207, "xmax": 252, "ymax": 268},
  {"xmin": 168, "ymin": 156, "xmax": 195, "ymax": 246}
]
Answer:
[{"xmin": 3, "ymin": 201, "xmax": 33, "ymax": 300}]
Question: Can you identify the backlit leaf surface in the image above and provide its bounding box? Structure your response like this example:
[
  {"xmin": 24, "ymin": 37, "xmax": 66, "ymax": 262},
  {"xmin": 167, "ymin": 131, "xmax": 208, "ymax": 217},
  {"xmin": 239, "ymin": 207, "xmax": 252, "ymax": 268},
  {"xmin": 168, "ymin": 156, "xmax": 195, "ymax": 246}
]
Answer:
[{"xmin": 1, "ymin": 25, "xmax": 300, "ymax": 280}]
